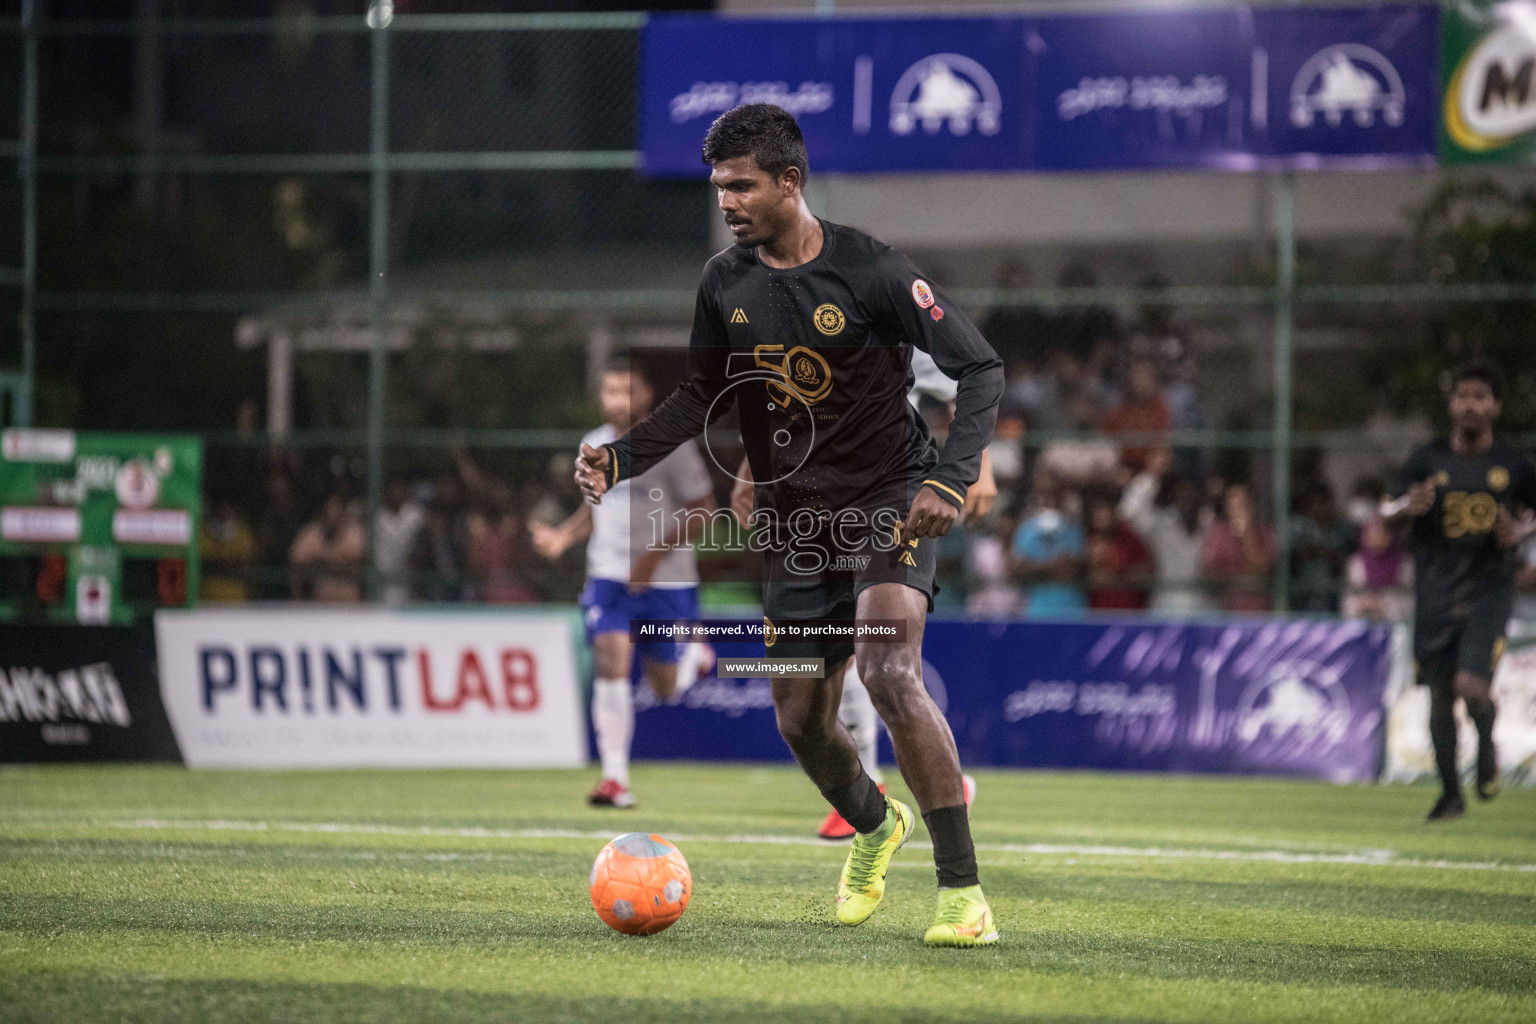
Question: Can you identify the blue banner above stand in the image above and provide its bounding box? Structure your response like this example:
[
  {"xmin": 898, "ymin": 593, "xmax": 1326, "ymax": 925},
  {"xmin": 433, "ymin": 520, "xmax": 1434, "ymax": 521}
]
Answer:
[{"xmin": 640, "ymin": 5, "xmax": 1437, "ymax": 175}]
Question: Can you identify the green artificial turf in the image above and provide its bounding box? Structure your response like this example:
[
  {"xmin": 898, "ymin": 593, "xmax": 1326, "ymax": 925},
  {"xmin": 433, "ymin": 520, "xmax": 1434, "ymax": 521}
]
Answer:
[{"xmin": 2, "ymin": 764, "xmax": 1534, "ymax": 1023}]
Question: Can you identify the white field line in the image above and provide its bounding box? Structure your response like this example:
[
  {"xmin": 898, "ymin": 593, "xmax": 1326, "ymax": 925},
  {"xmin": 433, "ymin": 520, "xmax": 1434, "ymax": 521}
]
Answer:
[{"xmin": 93, "ymin": 818, "xmax": 1536, "ymax": 874}]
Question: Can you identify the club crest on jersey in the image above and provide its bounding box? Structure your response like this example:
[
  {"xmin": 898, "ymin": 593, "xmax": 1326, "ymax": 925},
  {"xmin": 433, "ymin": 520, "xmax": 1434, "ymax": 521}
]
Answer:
[
  {"xmin": 930, "ymin": 306, "xmax": 945, "ymax": 322},
  {"xmin": 1489, "ymin": 466, "xmax": 1509, "ymax": 491},
  {"xmin": 730, "ymin": 307, "xmax": 749, "ymax": 324},
  {"xmin": 813, "ymin": 303, "xmax": 846, "ymax": 336},
  {"xmin": 911, "ymin": 279, "xmax": 935, "ymax": 309}
]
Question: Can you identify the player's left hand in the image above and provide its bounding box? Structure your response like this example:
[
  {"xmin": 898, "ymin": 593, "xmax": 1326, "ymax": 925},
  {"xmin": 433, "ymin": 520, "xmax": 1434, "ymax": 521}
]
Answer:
[
  {"xmin": 528, "ymin": 520, "xmax": 567, "ymax": 560},
  {"xmin": 902, "ymin": 486, "xmax": 960, "ymax": 542},
  {"xmin": 575, "ymin": 443, "xmax": 612, "ymax": 505},
  {"xmin": 1495, "ymin": 506, "xmax": 1533, "ymax": 548}
]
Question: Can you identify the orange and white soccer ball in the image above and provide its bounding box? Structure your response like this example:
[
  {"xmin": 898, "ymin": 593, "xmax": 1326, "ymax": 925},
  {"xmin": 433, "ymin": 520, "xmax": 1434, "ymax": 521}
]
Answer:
[{"xmin": 589, "ymin": 832, "xmax": 692, "ymax": 935}]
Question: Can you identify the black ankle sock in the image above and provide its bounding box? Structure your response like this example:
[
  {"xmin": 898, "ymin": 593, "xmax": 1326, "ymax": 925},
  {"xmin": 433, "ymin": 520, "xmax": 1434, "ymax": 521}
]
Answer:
[
  {"xmin": 923, "ymin": 804, "xmax": 979, "ymax": 889},
  {"xmin": 819, "ymin": 769, "xmax": 887, "ymax": 835},
  {"xmin": 1429, "ymin": 698, "xmax": 1460, "ymax": 797},
  {"xmin": 1470, "ymin": 701, "xmax": 1497, "ymax": 769},
  {"xmin": 1470, "ymin": 702, "xmax": 1496, "ymax": 748}
]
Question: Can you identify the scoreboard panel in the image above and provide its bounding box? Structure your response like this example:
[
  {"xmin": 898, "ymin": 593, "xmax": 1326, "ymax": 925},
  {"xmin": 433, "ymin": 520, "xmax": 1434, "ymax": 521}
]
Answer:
[{"xmin": 1, "ymin": 430, "xmax": 201, "ymax": 624}]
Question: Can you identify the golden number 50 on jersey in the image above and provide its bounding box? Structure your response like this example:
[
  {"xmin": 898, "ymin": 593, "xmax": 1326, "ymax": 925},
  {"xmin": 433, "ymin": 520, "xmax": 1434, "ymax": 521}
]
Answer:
[{"xmin": 1442, "ymin": 491, "xmax": 1498, "ymax": 538}]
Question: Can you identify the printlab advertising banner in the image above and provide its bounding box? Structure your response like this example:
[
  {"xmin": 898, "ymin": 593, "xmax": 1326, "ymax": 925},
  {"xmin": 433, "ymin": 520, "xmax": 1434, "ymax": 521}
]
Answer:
[
  {"xmin": 154, "ymin": 609, "xmax": 586, "ymax": 768},
  {"xmin": 640, "ymin": 5, "xmax": 1437, "ymax": 175},
  {"xmin": 0, "ymin": 623, "xmax": 182, "ymax": 762},
  {"xmin": 633, "ymin": 618, "xmax": 1391, "ymax": 782}
]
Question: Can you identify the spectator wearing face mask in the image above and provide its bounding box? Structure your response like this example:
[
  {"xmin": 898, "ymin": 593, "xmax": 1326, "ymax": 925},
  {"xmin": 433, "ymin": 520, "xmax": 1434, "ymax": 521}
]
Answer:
[{"xmin": 1011, "ymin": 473, "xmax": 1087, "ymax": 617}]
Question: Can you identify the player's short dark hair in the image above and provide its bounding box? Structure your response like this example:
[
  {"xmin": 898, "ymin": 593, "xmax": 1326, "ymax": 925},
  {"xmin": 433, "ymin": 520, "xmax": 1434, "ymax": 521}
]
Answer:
[
  {"xmin": 701, "ymin": 103, "xmax": 809, "ymax": 181},
  {"xmin": 1449, "ymin": 360, "xmax": 1503, "ymax": 401},
  {"xmin": 602, "ymin": 350, "xmax": 652, "ymax": 390}
]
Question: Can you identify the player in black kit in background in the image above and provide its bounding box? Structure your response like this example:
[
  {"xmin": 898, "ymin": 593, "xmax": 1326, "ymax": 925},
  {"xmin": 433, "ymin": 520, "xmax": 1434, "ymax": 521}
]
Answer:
[
  {"xmin": 574, "ymin": 105, "xmax": 1004, "ymax": 945},
  {"xmin": 1384, "ymin": 362, "xmax": 1536, "ymax": 822}
]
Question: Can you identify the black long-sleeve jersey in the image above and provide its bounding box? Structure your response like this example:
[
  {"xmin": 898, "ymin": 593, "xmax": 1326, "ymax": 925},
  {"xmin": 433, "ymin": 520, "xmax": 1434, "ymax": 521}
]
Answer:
[
  {"xmin": 1393, "ymin": 439, "xmax": 1536, "ymax": 652},
  {"xmin": 602, "ymin": 220, "xmax": 1004, "ymax": 534}
]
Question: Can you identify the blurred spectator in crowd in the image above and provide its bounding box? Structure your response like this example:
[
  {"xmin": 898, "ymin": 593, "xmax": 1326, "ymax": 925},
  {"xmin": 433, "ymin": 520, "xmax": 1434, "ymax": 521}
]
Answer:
[
  {"xmin": 1053, "ymin": 261, "xmax": 1120, "ymax": 364},
  {"xmin": 1124, "ymin": 275, "xmax": 1204, "ymax": 476},
  {"xmin": 452, "ymin": 444, "xmax": 538, "ymax": 604},
  {"xmin": 1202, "ymin": 482, "xmax": 1276, "ymax": 612},
  {"xmin": 1004, "ymin": 360, "xmax": 1057, "ymax": 431},
  {"xmin": 986, "ymin": 398, "xmax": 1027, "ymax": 516},
  {"xmin": 413, "ymin": 473, "xmax": 470, "ymax": 602},
  {"xmin": 1100, "ymin": 357, "xmax": 1171, "ymax": 474},
  {"xmin": 1011, "ymin": 351, "xmax": 1111, "ymax": 434},
  {"xmin": 1037, "ymin": 391, "xmax": 1120, "ymax": 491},
  {"xmin": 256, "ymin": 470, "xmax": 304, "ymax": 599},
  {"xmin": 1289, "ymin": 483, "xmax": 1353, "ymax": 613},
  {"xmin": 465, "ymin": 480, "xmax": 537, "ymax": 604},
  {"xmin": 289, "ymin": 489, "xmax": 366, "ymax": 602},
  {"xmin": 1119, "ymin": 449, "xmax": 1214, "ymax": 614},
  {"xmin": 375, "ymin": 477, "xmax": 425, "ymax": 605},
  {"xmin": 1343, "ymin": 516, "xmax": 1413, "ymax": 621},
  {"xmin": 1084, "ymin": 488, "xmax": 1152, "ymax": 611},
  {"xmin": 981, "ymin": 261, "xmax": 1051, "ymax": 367},
  {"xmin": 1123, "ymin": 275, "xmax": 1197, "ymax": 406},
  {"xmin": 966, "ymin": 515, "xmax": 1023, "ymax": 617},
  {"xmin": 199, "ymin": 500, "xmax": 258, "ymax": 603},
  {"xmin": 1011, "ymin": 473, "xmax": 1087, "ymax": 617}
]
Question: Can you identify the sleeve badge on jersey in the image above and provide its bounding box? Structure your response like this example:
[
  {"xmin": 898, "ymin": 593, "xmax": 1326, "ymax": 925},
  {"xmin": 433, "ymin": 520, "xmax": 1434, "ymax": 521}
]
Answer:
[
  {"xmin": 911, "ymin": 279, "xmax": 935, "ymax": 309},
  {"xmin": 929, "ymin": 305, "xmax": 944, "ymax": 322}
]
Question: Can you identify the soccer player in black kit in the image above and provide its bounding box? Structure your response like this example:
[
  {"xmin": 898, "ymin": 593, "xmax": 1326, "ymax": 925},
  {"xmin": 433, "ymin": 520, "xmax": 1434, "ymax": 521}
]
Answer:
[
  {"xmin": 1384, "ymin": 363, "xmax": 1536, "ymax": 822},
  {"xmin": 575, "ymin": 104, "xmax": 1004, "ymax": 945}
]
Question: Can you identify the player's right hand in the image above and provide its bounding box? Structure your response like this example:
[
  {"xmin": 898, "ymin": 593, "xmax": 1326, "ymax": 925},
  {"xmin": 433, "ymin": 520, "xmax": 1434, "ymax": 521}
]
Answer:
[
  {"xmin": 1404, "ymin": 478, "xmax": 1437, "ymax": 517},
  {"xmin": 528, "ymin": 521, "xmax": 566, "ymax": 559},
  {"xmin": 576, "ymin": 443, "xmax": 612, "ymax": 505}
]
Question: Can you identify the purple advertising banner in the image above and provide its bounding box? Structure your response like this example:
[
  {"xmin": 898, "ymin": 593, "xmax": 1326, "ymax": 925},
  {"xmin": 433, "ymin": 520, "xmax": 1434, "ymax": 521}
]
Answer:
[
  {"xmin": 627, "ymin": 618, "xmax": 1391, "ymax": 782},
  {"xmin": 640, "ymin": 5, "xmax": 1438, "ymax": 175},
  {"xmin": 929, "ymin": 618, "xmax": 1390, "ymax": 781}
]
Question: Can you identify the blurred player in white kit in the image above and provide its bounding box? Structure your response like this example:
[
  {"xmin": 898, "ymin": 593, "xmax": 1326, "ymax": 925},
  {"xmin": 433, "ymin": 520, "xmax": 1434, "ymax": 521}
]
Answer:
[{"xmin": 532, "ymin": 354, "xmax": 717, "ymax": 808}]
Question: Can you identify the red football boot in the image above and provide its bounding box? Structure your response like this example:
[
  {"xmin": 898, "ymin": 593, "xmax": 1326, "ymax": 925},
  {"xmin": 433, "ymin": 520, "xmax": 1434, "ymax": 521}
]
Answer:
[{"xmin": 587, "ymin": 778, "xmax": 635, "ymax": 808}]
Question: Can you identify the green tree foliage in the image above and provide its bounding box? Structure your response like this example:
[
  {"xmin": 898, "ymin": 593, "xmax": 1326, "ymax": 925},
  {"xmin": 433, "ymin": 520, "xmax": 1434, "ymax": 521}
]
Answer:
[{"xmin": 1364, "ymin": 179, "xmax": 1536, "ymax": 432}]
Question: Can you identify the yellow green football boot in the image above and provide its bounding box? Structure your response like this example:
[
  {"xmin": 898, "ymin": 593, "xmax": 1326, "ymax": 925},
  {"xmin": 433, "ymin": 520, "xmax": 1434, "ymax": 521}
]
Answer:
[
  {"xmin": 835, "ymin": 797, "xmax": 914, "ymax": 926},
  {"xmin": 923, "ymin": 884, "xmax": 999, "ymax": 947}
]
